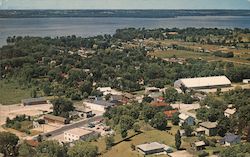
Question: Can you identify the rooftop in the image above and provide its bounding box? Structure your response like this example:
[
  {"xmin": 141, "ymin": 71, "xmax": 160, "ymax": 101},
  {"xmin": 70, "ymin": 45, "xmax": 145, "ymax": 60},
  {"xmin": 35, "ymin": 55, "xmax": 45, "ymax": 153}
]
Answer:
[
  {"xmin": 151, "ymin": 101, "xmax": 169, "ymax": 107},
  {"xmin": 64, "ymin": 128, "xmax": 93, "ymax": 136},
  {"xmin": 22, "ymin": 97, "xmax": 47, "ymax": 104},
  {"xmin": 164, "ymin": 110, "xmax": 178, "ymax": 117},
  {"xmin": 85, "ymin": 100, "xmax": 115, "ymax": 107},
  {"xmin": 224, "ymin": 108, "xmax": 236, "ymax": 115},
  {"xmin": 200, "ymin": 122, "xmax": 218, "ymax": 129},
  {"xmin": 194, "ymin": 141, "xmax": 206, "ymax": 147},
  {"xmin": 179, "ymin": 113, "xmax": 192, "ymax": 120},
  {"xmin": 223, "ymin": 133, "xmax": 240, "ymax": 143},
  {"xmin": 137, "ymin": 142, "xmax": 165, "ymax": 152},
  {"xmin": 175, "ymin": 76, "xmax": 231, "ymax": 88}
]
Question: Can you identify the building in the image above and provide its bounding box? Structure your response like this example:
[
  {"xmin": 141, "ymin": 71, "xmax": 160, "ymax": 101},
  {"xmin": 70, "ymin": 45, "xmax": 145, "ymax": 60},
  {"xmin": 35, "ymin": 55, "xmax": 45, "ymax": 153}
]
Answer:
[
  {"xmin": 136, "ymin": 142, "xmax": 171, "ymax": 155},
  {"xmin": 195, "ymin": 127, "xmax": 206, "ymax": 136},
  {"xmin": 145, "ymin": 87, "xmax": 160, "ymax": 94},
  {"xmin": 44, "ymin": 114, "xmax": 67, "ymax": 125},
  {"xmin": 151, "ymin": 101, "xmax": 169, "ymax": 107},
  {"xmin": 243, "ymin": 79, "xmax": 250, "ymax": 84},
  {"xmin": 64, "ymin": 128, "xmax": 97, "ymax": 143},
  {"xmin": 224, "ymin": 108, "xmax": 236, "ymax": 118},
  {"xmin": 164, "ymin": 110, "xmax": 178, "ymax": 119},
  {"xmin": 83, "ymin": 100, "xmax": 116, "ymax": 113},
  {"xmin": 174, "ymin": 76, "xmax": 231, "ymax": 90},
  {"xmin": 22, "ymin": 97, "xmax": 47, "ymax": 106},
  {"xmin": 192, "ymin": 141, "xmax": 206, "ymax": 151},
  {"xmin": 220, "ymin": 133, "xmax": 241, "ymax": 146},
  {"xmin": 178, "ymin": 113, "xmax": 195, "ymax": 126},
  {"xmin": 199, "ymin": 122, "xmax": 218, "ymax": 136}
]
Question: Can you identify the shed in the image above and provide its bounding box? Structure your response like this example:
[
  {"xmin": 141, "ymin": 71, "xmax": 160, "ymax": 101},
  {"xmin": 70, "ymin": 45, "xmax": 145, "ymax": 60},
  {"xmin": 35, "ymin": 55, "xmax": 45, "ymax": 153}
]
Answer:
[{"xmin": 22, "ymin": 97, "xmax": 47, "ymax": 106}]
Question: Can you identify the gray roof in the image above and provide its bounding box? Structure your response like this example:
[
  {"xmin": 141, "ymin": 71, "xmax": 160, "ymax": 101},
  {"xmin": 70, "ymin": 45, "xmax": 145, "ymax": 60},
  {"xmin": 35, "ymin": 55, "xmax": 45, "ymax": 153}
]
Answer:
[
  {"xmin": 22, "ymin": 97, "xmax": 47, "ymax": 104},
  {"xmin": 223, "ymin": 133, "xmax": 240, "ymax": 143},
  {"xmin": 137, "ymin": 142, "xmax": 165, "ymax": 152},
  {"xmin": 199, "ymin": 122, "xmax": 217, "ymax": 129}
]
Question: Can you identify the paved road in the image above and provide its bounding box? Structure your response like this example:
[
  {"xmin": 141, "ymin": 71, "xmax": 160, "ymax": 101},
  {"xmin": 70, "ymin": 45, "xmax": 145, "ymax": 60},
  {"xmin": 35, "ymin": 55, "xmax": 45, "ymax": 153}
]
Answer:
[{"xmin": 41, "ymin": 115, "xmax": 103, "ymax": 139}]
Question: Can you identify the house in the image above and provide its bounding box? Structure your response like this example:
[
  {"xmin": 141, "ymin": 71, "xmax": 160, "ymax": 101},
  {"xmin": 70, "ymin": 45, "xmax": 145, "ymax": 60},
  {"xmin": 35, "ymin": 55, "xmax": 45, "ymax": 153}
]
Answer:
[
  {"xmin": 83, "ymin": 99, "xmax": 116, "ymax": 113},
  {"xmin": 192, "ymin": 141, "xmax": 206, "ymax": 151},
  {"xmin": 195, "ymin": 127, "xmax": 206, "ymax": 136},
  {"xmin": 151, "ymin": 101, "xmax": 169, "ymax": 107},
  {"xmin": 178, "ymin": 113, "xmax": 195, "ymax": 126},
  {"xmin": 22, "ymin": 97, "xmax": 48, "ymax": 106},
  {"xmin": 145, "ymin": 87, "xmax": 160, "ymax": 94},
  {"xmin": 220, "ymin": 133, "xmax": 241, "ymax": 146},
  {"xmin": 64, "ymin": 128, "xmax": 98, "ymax": 143},
  {"xmin": 179, "ymin": 129, "xmax": 186, "ymax": 137},
  {"xmin": 136, "ymin": 142, "xmax": 171, "ymax": 155},
  {"xmin": 199, "ymin": 122, "xmax": 218, "ymax": 136},
  {"xmin": 224, "ymin": 108, "xmax": 236, "ymax": 118},
  {"xmin": 164, "ymin": 110, "xmax": 178, "ymax": 119},
  {"xmin": 174, "ymin": 76, "xmax": 231, "ymax": 90},
  {"xmin": 44, "ymin": 114, "xmax": 67, "ymax": 125}
]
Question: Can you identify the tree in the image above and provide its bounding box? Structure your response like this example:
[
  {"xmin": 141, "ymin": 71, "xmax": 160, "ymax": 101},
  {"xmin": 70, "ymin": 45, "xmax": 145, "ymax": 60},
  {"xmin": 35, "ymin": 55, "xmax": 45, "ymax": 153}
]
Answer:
[
  {"xmin": 196, "ymin": 108, "xmax": 209, "ymax": 121},
  {"xmin": 183, "ymin": 125, "xmax": 193, "ymax": 137},
  {"xmin": 37, "ymin": 134, "xmax": 43, "ymax": 142},
  {"xmin": 141, "ymin": 105, "xmax": 156, "ymax": 122},
  {"xmin": 0, "ymin": 132, "xmax": 19, "ymax": 157},
  {"xmin": 52, "ymin": 98, "xmax": 75, "ymax": 118},
  {"xmin": 181, "ymin": 93, "xmax": 193, "ymax": 104},
  {"xmin": 31, "ymin": 89, "xmax": 37, "ymax": 98},
  {"xmin": 217, "ymin": 117, "xmax": 230, "ymax": 137},
  {"xmin": 105, "ymin": 135, "xmax": 114, "ymax": 150},
  {"xmin": 133, "ymin": 123, "xmax": 141, "ymax": 132},
  {"xmin": 150, "ymin": 112, "xmax": 167, "ymax": 130},
  {"xmin": 164, "ymin": 88, "xmax": 179, "ymax": 103},
  {"xmin": 142, "ymin": 96, "xmax": 154, "ymax": 103},
  {"xmin": 68, "ymin": 141, "xmax": 98, "ymax": 157},
  {"xmin": 18, "ymin": 142, "xmax": 36, "ymax": 157},
  {"xmin": 175, "ymin": 130, "xmax": 181, "ymax": 150},
  {"xmin": 172, "ymin": 112, "xmax": 180, "ymax": 125},
  {"xmin": 36, "ymin": 140, "xmax": 67, "ymax": 157},
  {"xmin": 119, "ymin": 115, "xmax": 134, "ymax": 138},
  {"xmin": 121, "ymin": 129, "xmax": 128, "ymax": 138}
]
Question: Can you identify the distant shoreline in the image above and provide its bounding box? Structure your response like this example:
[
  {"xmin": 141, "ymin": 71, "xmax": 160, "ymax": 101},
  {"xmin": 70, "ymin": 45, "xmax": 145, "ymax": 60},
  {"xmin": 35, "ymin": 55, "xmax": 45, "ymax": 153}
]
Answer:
[{"xmin": 0, "ymin": 9, "xmax": 250, "ymax": 18}]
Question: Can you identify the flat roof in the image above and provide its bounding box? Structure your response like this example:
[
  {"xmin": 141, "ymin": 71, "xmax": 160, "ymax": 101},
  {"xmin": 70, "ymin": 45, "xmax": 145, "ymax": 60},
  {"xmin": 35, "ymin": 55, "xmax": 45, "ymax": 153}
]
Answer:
[
  {"xmin": 175, "ymin": 76, "xmax": 231, "ymax": 88},
  {"xmin": 200, "ymin": 122, "xmax": 217, "ymax": 129},
  {"xmin": 137, "ymin": 142, "xmax": 165, "ymax": 152},
  {"xmin": 194, "ymin": 141, "xmax": 206, "ymax": 147},
  {"xmin": 22, "ymin": 97, "xmax": 46, "ymax": 104},
  {"xmin": 64, "ymin": 128, "xmax": 93, "ymax": 136}
]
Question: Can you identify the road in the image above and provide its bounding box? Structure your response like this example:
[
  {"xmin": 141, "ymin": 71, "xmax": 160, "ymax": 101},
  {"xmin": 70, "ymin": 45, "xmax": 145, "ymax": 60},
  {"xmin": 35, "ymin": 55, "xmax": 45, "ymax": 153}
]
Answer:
[{"xmin": 41, "ymin": 115, "xmax": 103, "ymax": 139}]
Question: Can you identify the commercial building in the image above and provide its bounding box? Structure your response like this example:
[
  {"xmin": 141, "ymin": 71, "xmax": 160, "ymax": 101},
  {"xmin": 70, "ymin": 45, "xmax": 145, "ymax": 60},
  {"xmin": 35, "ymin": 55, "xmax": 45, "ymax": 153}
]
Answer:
[
  {"xmin": 83, "ymin": 99, "xmax": 116, "ymax": 113},
  {"xmin": 44, "ymin": 114, "xmax": 67, "ymax": 125},
  {"xmin": 174, "ymin": 76, "xmax": 231, "ymax": 90},
  {"xmin": 64, "ymin": 128, "xmax": 97, "ymax": 143},
  {"xmin": 22, "ymin": 97, "xmax": 47, "ymax": 106}
]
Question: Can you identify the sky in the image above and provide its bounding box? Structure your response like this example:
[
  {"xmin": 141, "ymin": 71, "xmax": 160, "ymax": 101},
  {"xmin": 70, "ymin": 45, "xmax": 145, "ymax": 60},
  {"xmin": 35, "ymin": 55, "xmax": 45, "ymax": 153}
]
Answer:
[{"xmin": 0, "ymin": 0, "xmax": 250, "ymax": 10}]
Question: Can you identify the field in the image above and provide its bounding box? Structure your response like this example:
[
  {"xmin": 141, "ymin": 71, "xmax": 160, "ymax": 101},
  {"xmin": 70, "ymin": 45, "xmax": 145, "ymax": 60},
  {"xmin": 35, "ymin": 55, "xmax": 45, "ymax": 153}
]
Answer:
[
  {"xmin": 92, "ymin": 123, "xmax": 183, "ymax": 157},
  {"xmin": 0, "ymin": 80, "xmax": 32, "ymax": 105}
]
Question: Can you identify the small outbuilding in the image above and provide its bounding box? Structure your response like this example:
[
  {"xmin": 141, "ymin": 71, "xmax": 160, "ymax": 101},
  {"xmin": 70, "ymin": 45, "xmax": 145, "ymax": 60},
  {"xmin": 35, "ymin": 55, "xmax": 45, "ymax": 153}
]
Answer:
[{"xmin": 192, "ymin": 141, "xmax": 206, "ymax": 151}]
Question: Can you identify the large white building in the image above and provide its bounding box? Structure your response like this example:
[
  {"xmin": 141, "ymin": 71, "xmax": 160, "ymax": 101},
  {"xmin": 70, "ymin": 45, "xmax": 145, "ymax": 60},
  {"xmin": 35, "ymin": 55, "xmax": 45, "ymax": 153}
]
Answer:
[
  {"xmin": 64, "ymin": 128, "xmax": 97, "ymax": 143},
  {"xmin": 83, "ymin": 100, "xmax": 116, "ymax": 113},
  {"xmin": 174, "ymin": 76, "xmax": 231, "ymax": 90}
]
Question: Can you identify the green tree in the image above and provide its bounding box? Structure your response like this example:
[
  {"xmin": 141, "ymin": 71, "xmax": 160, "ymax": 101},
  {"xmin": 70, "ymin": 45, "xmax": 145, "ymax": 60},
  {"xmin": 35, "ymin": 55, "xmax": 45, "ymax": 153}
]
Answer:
[
  {"xmin": 183, "ymin": 125, "xmax": 193, "ymax": 137},
  {"xmin": 121, "ymin": 129, "xmax": 128, "ymax": 139},
  {"xmin": 18, "ymin": 142, "xmax": 36, "ymax": 157},
  {"xmin": 52, "ymin": 98, "xmax": 75, "ymax": 118},
  {"xmin": 150, "ymin": 112, "xmax": 167, "ymax": 130},
  {"xmin": 133, "ymin": 123, "xmax": 141, "ymax": 132},
  {"xmin": 31, "ymin": 89, "xmax": 37, "ymax": 98},
  {"xmin": 175, "ymin": 130, "xmax": 181, "ymax": 150},
  {"xmin": 67, "ymin": 141, "xmax": 98, "ymax": 157},
  {"xmin": 164, "ymin": 88, "xmax": 179, "ymax": 103},
  {"xmin": 172, "ymin": 112, "xmax": 180, "ymax": 125},
  {"xmin": 0, "ymin": 132, "xmax": 19, "ymax": 157},
  {"xmin": 105, "ymin": 135, "xmax": 114, "ymax": 150},
  {"xmin": 36, "ymin": 140, "xmax": 67, "ymax": 157}
]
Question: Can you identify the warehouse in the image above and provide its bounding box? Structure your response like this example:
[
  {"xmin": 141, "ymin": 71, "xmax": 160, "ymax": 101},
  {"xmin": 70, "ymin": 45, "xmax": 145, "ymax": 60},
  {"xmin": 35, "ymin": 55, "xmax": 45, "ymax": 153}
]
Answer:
[
  {"xmin": 22, "ymin": 97, "xmax": 48, "ymax": 106},
  {"xmin": 174, "ymin": 76, "xmax": 231, "ymax": 90}
]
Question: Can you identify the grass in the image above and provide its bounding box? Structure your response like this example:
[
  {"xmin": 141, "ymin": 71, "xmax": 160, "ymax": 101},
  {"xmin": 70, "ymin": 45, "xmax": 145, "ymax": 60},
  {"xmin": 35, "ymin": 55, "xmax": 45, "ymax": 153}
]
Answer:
[
  {"xmin": 0, "ymin": 79, "xmax": 32, "ymax": 105},
  {"xmin": 92, "ymin": 123, "xmax": 184, "ymax": 157}
]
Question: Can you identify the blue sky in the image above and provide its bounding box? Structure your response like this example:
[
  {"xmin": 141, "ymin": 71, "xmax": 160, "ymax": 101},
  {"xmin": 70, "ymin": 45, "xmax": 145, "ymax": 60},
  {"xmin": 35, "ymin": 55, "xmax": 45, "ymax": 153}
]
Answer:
[{"xmin": 1, "ymin": 0, "xmax": 250, "ymax": 9}]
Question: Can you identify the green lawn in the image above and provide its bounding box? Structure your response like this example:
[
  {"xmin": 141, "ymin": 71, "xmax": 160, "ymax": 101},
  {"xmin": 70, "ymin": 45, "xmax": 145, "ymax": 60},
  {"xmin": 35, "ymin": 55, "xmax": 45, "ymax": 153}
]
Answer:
[{"xmin": 0, "ymin": 79, "xmax": 32, "ymax": 105}]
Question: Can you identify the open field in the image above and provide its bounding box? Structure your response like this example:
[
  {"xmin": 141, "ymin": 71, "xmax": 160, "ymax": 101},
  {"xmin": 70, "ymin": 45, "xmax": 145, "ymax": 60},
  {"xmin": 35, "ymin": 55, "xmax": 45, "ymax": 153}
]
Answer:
[{"xmin": 0, "ymin": 80, "xmax": 32, "ymax": 105}]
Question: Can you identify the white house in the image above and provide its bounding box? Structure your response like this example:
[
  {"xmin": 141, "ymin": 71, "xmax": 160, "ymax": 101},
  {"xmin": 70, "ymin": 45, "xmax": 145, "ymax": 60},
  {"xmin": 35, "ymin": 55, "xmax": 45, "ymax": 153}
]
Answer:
[
  {"xmin": 178, "ymin": 113, "xmax": 195, "ymax": 126},
  {"xmin": 224, "ymin": 108, "xmax": 236, "ymax": 118},
  {"xmin": 64, "ymin": 128, "xmax": 97, "ymax": 143},
  {"xmin": 243, "ymin": 79, "xmax": 250, "ymax": 84}
]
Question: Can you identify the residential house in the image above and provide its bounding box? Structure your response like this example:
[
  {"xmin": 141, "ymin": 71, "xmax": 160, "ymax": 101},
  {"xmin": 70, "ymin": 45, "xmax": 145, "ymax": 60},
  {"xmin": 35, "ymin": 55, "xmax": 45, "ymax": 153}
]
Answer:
[
  {"xmin": 178, "ymin": 113, "xmax": 195, "ymax": 126},
  {"xmin": 192, "ymin": 141, "xmax": 206, "ymax": 151},
  {"xmin": 199, "ymin": 122, "xmax": 218, "ymax": 136},
  {"xmin": 195, "ymin": 127, "xmax": 206, "ymax": 136},
  {"xmin": 224, "ymin": 108, "xmax": 236, "ymax": 118},
  {"xmin": 164, "ymin": 110, "xmax": 178, "ymax": 119},
  {"xmin": 220, "ymin": 133, "xmax": 241, "ymax": 146}
]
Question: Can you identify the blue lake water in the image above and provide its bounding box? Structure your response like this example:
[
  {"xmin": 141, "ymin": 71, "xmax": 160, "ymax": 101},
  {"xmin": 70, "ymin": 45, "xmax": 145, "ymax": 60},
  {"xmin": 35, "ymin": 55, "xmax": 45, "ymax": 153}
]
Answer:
[{"xmin": 0, "ymin": 16, "xmax": 250, "ymax": 46}]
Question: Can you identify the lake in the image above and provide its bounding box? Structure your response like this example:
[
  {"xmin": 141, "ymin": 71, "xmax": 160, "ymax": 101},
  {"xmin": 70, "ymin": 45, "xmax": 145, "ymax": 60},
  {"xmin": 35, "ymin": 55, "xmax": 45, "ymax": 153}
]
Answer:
[{"xmin": 0, "ymin": 16, "xmax": 250, "ymax": 47}]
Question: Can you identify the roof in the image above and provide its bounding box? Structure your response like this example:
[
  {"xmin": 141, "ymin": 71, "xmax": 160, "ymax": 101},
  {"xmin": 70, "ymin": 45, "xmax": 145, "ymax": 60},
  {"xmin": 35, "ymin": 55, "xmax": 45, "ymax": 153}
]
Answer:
[
  {"xmin": 196, "ymin": 127, "xmax": 206, "ymax": 132},
  {"xmin": 151, "ymin": 101, "xmax": 169, "ymax": 107},
  {"xmin": 175, "ymin": 76, "xmax": 231, "ymax": 88},
  {"xmin": 224, "ymin": 108, "xmax": 236, "ymax": 115},
  {"xmin": 97, "ymin": 87, "xmax": 112, "ymax": 92},
  {"xmin": 179, "ymin": 113, "xmax": 192, "ymax": 120},
  {"xmin": 137, "ymin": 142, "xmax": 165, "ymax": 152},
  {"xmin": 44, "ymin": 114, "xmax": 66, "ymax": 122},
  {"xmin": 194, "ymin": 141, "xmax": 206, "ymax": 147},
  {"xmin": 64, "ymin": 128, "xmax": 93, "ymax": 137},
  {"xmin": 25, "ymin": 140, "xmax": 39, "ymax": 147},
  {"xmin": 22, "ymin": 97, "xmax": 47, "ymax": 104},
  {"xmin": 164, "ymin": 110, "xmax": 178, "ymax": 118},
  {"xmin": 200, "ymin": 122, "xmax": 218, "ymax": 129},
  {"xmin": 85, "ymin": 100, "xmax": 115, "ymax": 107},
  {"xmin": 223, "ymin": 133, "xmax": 240, "ymax": 143}
]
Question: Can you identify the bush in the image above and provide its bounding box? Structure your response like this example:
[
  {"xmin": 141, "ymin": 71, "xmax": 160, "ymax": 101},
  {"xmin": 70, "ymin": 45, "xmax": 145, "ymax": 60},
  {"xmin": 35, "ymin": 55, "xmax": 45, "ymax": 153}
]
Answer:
[{"xmin": 198, "ymin": 151, "xmax": 209, "ymax": 157}]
